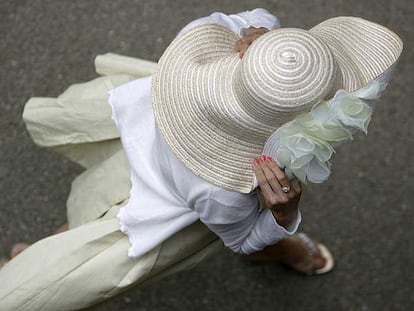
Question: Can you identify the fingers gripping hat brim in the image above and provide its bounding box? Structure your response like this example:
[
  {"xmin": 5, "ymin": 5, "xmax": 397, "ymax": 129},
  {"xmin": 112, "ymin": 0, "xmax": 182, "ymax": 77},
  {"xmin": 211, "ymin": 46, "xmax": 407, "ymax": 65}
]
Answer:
[{"xmin": 152, "ymin": 18, "xmax": 402, "ymax": 193}]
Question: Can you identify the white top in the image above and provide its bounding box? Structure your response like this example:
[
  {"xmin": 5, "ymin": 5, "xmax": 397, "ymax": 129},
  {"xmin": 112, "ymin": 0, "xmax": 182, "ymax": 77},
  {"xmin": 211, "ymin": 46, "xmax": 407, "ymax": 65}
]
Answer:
[{"xmin": 109, "ymin": 9, "xmax": 301, "ymax": 259}]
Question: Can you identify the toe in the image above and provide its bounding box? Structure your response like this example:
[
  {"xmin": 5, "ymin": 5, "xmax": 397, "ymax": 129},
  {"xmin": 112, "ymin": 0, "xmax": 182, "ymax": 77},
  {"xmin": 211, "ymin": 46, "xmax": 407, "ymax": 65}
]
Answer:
[
  {"xmin": 0, "ymin": 258, "xmax": 10, "ymax": 269},
  {"xmin": 10, "ymin": 243, "xmax": 29, "ymax": 258},
  {"xmin": 312, "ymin": 254, "xmax": 327, "ymax": 270}
]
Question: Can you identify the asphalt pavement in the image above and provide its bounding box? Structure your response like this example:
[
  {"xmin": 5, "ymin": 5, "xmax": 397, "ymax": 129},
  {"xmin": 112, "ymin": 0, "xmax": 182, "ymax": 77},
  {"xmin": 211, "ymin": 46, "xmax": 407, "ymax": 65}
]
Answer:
[{"xmin": 0, "ymin": 0, "xmax": 413, "ymax": 310}]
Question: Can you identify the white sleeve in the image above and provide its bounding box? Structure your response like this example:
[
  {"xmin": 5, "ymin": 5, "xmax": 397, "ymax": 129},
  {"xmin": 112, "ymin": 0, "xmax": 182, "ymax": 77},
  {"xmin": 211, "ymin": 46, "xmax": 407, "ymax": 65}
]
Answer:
[
  {"xmin": 178, "ymin": 8, "xmax": 280, "ymax": 37},
  {"xmin": 194, "ymin": 191, "xmax": 301, "ymax": 254}
]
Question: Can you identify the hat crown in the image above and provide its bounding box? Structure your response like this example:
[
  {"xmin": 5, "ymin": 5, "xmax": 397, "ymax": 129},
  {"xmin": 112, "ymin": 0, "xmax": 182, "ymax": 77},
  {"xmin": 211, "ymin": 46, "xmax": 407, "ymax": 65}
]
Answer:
[
  {"xmin": 153, "ymin": 20, "xmax": 402, "ymax": 193},
  {"xmin": 233, "ymin": 28, "xmax": 337, "ymax": 128}
]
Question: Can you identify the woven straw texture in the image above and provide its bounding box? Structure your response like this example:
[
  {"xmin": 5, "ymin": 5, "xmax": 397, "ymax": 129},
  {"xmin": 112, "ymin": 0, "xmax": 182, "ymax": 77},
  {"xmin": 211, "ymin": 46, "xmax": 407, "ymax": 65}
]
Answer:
[{"xmin": 152, "ymin": 17, "xmax": 402, "ymax": 193}]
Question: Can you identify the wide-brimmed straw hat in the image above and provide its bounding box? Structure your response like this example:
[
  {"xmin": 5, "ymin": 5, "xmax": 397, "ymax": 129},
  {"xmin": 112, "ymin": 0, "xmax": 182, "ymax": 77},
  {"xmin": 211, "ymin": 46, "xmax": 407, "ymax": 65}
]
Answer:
[{"xmin": 152, "ymin": 16, "xmax": 403, "ymax": 193}]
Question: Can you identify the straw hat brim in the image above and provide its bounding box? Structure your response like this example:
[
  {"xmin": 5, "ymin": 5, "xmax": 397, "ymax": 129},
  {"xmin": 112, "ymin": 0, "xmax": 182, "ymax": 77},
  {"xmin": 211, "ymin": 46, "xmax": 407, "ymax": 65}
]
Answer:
[
  {"xmin": 152, "ymin": 17, "xmax": 402, "ymax": 193},
  {"xmin": 310, "ymin": 17, "xmax": 403, "ymax": 92}
]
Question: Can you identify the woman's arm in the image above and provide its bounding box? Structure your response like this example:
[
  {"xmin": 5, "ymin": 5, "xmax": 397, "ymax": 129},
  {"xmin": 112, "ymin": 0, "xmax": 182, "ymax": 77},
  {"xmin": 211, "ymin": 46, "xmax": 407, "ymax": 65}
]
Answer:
[{"xmin": 194, "ymin": 156, "xmax": 302, "ymax": 255}]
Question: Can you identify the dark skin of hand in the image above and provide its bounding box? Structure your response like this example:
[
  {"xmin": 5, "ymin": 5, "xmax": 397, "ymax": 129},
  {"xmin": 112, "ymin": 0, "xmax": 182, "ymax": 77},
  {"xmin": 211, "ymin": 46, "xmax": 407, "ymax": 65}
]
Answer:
[{"xmin": 253, "ymin": 155, "xmax": 301, "ymax": 229}]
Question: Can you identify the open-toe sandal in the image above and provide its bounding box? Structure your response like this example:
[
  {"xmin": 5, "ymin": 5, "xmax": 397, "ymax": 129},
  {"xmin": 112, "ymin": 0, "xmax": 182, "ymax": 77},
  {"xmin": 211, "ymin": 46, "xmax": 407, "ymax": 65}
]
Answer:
[{"xmin": 293, "ymin": 232, "xmax": 334, "ymax": 275}]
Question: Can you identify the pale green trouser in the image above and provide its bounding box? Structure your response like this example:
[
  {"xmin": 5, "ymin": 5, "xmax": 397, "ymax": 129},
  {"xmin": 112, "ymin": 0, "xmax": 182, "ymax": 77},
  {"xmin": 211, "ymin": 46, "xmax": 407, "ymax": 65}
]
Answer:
[
  {"xmin": 0, "ymin": 208, "xmax": 221, "ymax": 310},
  {"xmin": 0, "ymin": 55, "xmax": 223, "ymax": 310}
]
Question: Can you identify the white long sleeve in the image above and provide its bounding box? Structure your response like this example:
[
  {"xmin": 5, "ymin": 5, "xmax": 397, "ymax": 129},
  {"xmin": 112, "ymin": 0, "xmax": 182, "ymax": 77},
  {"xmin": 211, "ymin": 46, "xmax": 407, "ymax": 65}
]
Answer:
[
  {"xmin": 112, "ymin": 74, "xmax": 301, "ymax": 257},
  {"xmin": 194, "ymin": 188, "xmax": 301, "ymax": 254},
  {"xmin": 178, "ymin": 8, "xmax": 280, "ymax": 37},
  {"xmin": 112, "ymin": 10, "xmax": 300, "ymax": 258}
]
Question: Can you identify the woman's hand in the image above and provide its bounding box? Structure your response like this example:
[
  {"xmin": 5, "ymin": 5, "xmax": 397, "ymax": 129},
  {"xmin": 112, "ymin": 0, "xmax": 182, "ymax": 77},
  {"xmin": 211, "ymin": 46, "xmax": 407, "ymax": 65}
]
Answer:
[
  {"xmin": 235, "ymin": 27, "xmax": 269, "ymax": 58},
  {"xmin": 253, "ymin": 155, "xmax": 302, "ymax": 229}
]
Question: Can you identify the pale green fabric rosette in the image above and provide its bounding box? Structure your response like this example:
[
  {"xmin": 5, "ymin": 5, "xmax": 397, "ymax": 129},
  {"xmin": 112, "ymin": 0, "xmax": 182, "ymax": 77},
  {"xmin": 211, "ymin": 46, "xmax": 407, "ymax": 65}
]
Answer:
[{"xmin": 262, "ymin": 80, "xmax": 388, "ymax": 184}]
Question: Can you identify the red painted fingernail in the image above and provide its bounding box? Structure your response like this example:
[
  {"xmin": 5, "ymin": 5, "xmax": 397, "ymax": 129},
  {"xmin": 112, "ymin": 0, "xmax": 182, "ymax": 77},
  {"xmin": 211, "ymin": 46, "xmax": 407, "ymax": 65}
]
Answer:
[
  {"xmin": 253, "ymin": 159, "xmax": 259, "ymax": 165},
  {"xmin": 266, "ymin": 156, "xmax": 273, "ymax": 162}
]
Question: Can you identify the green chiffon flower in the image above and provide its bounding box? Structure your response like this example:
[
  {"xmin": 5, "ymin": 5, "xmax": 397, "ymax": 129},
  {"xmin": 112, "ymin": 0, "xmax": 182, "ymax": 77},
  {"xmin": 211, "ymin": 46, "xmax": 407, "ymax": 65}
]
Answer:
[
  {"xmin": 329, "ymin": 90, "xmax": 373, "ymax": 134},
  {"xmin": 264, "ymin": 80, "xmax": 387, "ymax": 184}
]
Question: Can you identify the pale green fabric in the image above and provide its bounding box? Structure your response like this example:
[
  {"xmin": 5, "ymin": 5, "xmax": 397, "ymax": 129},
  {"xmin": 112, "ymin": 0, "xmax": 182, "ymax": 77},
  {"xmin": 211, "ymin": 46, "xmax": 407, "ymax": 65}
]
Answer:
[
  {"xmin": 94, "ymin": 53, "xmax": 158, "ymax": 77},
  {"xmin": 0, "ymin": 54, "xmax": 223, "ymax": 310},
  {"xmin": 66, "ymin": 148, "xmax": 131, "ymax": 228},
  {"xmin": 0, "ymin": 206, "xmax": 221, "ymax": 310},
  {"xmin": 23, "ymin": 74, "xmax": 129, "ymax": 148}
]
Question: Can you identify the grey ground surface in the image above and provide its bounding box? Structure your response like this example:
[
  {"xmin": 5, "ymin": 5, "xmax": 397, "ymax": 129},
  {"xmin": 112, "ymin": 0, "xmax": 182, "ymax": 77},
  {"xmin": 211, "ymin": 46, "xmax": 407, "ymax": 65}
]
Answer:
[{"xmin": 1, "ymin": 0, "xmax": 413, "ymax": 310}]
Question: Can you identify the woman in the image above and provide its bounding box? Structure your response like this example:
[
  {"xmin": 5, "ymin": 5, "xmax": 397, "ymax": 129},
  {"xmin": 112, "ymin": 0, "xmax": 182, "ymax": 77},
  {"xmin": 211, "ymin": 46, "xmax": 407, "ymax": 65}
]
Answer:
[{"xmin": 0, "ymin": 8, "xmax": 402, "ymax": 310}]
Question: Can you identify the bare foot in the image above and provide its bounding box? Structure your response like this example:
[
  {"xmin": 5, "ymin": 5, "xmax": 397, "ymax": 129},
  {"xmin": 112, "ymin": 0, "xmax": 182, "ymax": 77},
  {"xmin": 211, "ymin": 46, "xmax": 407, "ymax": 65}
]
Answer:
[
  {"xmin": 280, "ymin": 234, "xmax": 332, "ymax": 274},
  {"xmin": 11, "ymin": 243, "xmax": 30, "ymax": 258},
  {"xmin": 246, "ymin": 233, "xmax": 334, "ymax": 275},
  {"xmin": 1, "ymin": 224, "xmax": 69, "ymax": 270},
  {"xmin": 1, "ymin": 243, "xmax": 30, "ymax": 269},
  {"xmin": 0, "ymin": 258, "xmax": 9, "ymax": 269},
  {"xmin": 54, "ymin": 223, "xmax": 69, "ymax": 235}
]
